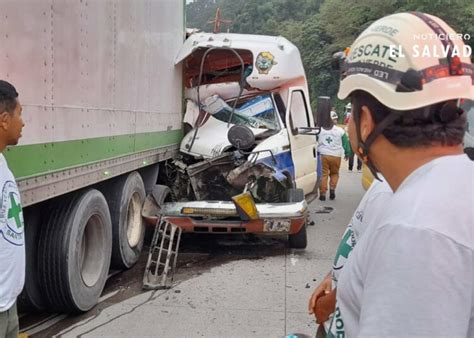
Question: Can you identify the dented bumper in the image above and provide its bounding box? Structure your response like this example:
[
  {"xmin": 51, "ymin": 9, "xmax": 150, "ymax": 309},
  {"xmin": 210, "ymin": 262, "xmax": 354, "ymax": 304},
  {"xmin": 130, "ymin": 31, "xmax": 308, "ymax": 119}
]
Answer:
[{"xmin": 160, "ymin": 200, "xmax": 308, "ymax": 235}]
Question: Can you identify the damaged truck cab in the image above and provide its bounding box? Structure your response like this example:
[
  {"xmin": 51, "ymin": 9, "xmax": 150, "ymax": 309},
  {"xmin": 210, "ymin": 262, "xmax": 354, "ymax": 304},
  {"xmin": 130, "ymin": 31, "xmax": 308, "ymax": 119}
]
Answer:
[{"xmin": 144, "ymin": 33, "xmax": 319, "ymax": 248}]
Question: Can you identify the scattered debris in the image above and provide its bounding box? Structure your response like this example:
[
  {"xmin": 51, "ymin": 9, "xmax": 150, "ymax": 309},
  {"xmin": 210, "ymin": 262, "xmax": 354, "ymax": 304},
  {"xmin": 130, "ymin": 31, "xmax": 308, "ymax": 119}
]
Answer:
[{"xmin": 314, "ymin": 206, "xmax": 334, "ymax": 214}]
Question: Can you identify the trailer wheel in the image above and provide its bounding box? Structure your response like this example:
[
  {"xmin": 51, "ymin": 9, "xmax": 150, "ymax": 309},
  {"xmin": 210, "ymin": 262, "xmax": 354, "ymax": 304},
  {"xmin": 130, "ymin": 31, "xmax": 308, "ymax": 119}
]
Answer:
[
  {"xmin": 104, "ymin": 172, "xmax": 146, "ymax": 269},
  {"xmin": 18, "ymin": 207, "xmax": 47, "ymax": 311},
  {"xmin": 38, "ymin": 189, "xmax": 112, "ymax": 312},
  {"xmin": 287, "ymin": 188, "xmax": 307, "ymax": 249}
]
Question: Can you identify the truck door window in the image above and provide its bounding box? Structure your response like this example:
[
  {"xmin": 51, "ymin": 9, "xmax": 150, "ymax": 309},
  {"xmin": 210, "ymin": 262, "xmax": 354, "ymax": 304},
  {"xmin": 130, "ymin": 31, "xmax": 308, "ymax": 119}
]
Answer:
[
  {"xmin": 289, "ymin": 90, "xmax": 310, "ymax": 135},
  {"xmin": 273, "ymin": 93, "xmax": 287, "ymax": 127}
]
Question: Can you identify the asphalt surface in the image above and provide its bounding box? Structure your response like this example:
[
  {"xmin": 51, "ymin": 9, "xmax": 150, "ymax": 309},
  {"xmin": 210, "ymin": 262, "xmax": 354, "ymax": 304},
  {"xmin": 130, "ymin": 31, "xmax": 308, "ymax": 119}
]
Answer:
[{"xmin": 23, "ymin": 167, "xmax": 365, "ymax": 337}]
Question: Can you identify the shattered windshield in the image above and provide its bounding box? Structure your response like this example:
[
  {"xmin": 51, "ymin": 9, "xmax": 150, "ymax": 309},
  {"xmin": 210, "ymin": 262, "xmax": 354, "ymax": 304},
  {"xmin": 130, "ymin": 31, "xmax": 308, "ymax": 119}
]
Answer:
[{"xmin": 203, "ymin": 94, "xmax": 279, "ymax": 130}]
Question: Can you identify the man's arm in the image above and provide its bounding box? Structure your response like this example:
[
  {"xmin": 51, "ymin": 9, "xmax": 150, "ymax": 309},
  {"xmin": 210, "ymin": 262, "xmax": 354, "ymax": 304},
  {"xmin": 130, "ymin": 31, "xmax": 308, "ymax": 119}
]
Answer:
[
  {"xmin": 315, "ymin": 288, "xmax": 336, "ymax": 324},
  {"xmin": 308, "ymin": 271, "xmax": 332, "ymax": 315}
]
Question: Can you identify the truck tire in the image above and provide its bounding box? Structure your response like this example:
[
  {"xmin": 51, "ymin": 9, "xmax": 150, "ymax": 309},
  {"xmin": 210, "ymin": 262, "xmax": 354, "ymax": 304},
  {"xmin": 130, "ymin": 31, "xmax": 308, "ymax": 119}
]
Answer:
[
  {"xmin": 104, "ymin": 172, "xmax": 146, "ymax": 269},
  {"xmin": 287, "ymin": 188, "xmax": 307, "ymax": 249},
  {"xmin": 288, "ymin": 223, "xmax": 307, "ymax": 249},
  {"xmin": 151, "ymin": 184, "xmax": 173, "ymax": 206},
  {"xmin": 18, "ymin": 206, "xmax": 47, "ymax": 311},
  {"xmin": 138, "ymin": 164, "xmax": 159, "ymax": 195},
  {"xmin": 38, "ymin": 189, "xmax": 112, "ymax": 312}
]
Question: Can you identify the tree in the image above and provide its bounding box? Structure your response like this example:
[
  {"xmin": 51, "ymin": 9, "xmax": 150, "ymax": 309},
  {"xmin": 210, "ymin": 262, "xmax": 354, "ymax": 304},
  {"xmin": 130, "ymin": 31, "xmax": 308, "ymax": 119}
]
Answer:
[{"xmin": 186, "ymin": 0, "xmax": 474, "ymax": 109}]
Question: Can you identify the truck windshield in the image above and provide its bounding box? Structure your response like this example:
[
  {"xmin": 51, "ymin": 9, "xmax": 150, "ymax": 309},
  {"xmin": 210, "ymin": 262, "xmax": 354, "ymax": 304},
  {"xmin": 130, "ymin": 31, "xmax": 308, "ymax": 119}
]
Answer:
[{"xmin": 204, "ymin": 94, "xmax": 279, "ymax": 130}]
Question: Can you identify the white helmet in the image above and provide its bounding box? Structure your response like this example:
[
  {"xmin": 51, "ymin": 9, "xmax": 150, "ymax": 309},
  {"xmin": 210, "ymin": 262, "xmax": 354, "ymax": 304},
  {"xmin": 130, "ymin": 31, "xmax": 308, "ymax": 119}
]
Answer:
[{"xmin": 338, "ymin": 12, "xmax": 474, "ymax": 110}]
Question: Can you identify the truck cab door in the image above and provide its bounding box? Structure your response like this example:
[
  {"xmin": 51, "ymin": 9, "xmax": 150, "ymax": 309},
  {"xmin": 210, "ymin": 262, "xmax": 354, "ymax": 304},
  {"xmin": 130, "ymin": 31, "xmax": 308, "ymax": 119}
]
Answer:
[{"xmin": 285, "ymin": 87, "xmax": 317, "ymax": 195}]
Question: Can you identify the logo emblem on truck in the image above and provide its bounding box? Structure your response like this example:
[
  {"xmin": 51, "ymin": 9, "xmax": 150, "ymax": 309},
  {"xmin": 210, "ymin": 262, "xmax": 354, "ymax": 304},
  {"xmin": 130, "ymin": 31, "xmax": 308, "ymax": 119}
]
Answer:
[{"xmin": 256, "ymin": 51, "xmax": 277, "ymax": 74}]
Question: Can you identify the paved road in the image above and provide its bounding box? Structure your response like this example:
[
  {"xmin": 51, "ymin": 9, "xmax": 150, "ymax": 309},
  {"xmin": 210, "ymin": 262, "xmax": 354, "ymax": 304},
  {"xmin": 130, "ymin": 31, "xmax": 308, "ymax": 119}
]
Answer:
[{"xmin": 31, "ymin": 168, "xmax": 365, "ymax": 337}]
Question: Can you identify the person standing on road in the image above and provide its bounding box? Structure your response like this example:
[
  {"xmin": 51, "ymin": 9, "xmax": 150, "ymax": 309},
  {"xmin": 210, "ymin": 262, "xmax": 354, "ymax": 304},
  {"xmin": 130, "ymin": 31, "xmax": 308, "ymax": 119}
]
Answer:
[
  {"xmin": 317, "ymin": 110, "xmax": 351, "ymax": 201},
  {"xmin": 0, "ymin": 80, "xmax": 25, "ymax": 338},
  {"xmin": 343, "ymin": 104, "xmax": 362, "ymax": 172},
  {"xmin": 346, "ymin": 145, "xmax": 362, "ymax": 172},
  {"xmin": 330, "ymin": 108, "xmax": 338, "ymax": 124},
  {"xmin": 308, "ymin": 176, "xmax": 393, "ymax": 337},
  {"xmin": 333, "ymin": 12, "xmax": 474, "ymax": 337},
  {"xmin": 343, "ymin": 103, "xmax": 352, "ymax": 125}
]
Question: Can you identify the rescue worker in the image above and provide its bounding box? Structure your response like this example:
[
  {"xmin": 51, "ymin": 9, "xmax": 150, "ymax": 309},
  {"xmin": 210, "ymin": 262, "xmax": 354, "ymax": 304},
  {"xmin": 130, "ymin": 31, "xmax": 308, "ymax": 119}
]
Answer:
[
  {"xmin": 330, "ymin": 12, "xmax": 473, "ymax": 337},
  {"xmin": 0, "ymin": 80, "xmax": 25, "ymax": 338},
  {"xmin": 308, "ymin": 176, "xmax": 393, "ymax": 337},
  {"xmin": 317, "ymin": 109, "xmax": 351, "ymax": 201}
]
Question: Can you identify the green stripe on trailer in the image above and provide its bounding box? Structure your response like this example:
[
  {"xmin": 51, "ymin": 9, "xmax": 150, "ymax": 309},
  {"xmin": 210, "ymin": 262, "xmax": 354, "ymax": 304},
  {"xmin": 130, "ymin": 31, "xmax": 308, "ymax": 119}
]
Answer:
[{"xmin": 6, "ymin": 130, "xmax": 183, "ymax": 179}]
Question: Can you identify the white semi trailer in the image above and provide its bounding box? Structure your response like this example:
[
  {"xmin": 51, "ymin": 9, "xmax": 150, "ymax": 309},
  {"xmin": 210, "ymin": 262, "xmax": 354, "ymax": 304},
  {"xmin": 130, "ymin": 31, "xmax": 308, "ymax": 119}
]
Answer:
[{"xmin": 2, "ymin": 1, "xmax": 184, "ymax": 312}]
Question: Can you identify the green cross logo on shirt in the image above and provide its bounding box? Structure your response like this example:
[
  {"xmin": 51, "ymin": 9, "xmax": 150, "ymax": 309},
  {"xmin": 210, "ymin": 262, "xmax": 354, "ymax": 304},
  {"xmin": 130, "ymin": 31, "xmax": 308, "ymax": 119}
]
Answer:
[
  {"xmin": 326, "ymin": 136, "xmax": 333, "ymax": 144},
  {"xmin": 7, "ymin": 193, "xmax": 22, "ymax": 229},
  {"xmin": 333, "ymin": 227, "xmax": 353, "ymax": 268}
]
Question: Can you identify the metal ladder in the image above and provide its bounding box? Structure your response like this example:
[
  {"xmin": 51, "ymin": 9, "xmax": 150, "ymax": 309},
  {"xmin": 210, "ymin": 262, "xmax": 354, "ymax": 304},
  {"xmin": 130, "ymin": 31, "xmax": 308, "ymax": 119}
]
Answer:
[{"xmin": 143, "ymin": 218, "xmax": 182, "ymax": 290}]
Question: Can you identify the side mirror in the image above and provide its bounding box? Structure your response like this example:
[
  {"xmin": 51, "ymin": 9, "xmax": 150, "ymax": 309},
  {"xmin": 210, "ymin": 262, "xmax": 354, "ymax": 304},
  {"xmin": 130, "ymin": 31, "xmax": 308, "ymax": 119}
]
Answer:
[
  {"xmin": 227, "ymin": 125, "xmax": 255, "ymax": 151},
  {"xmin": 331, "ymin": 51, "xmax": 345, "ymax": 71},
  {"xmin": 314, "ymin": 96, "xmax": 331, "ymax": 128}
]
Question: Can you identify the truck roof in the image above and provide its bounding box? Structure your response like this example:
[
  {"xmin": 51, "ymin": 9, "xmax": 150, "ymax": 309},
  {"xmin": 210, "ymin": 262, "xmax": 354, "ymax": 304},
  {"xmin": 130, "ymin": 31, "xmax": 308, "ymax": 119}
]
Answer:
[{"xmin": 175, "ymin": 32, "xmax": 307, "ymax": 91}]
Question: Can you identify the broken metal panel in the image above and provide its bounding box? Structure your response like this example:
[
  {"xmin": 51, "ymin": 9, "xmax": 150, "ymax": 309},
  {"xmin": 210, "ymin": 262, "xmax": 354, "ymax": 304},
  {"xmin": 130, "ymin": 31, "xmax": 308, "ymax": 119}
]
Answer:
[
  {"xmin": 175, "ymin": 33, "xmax": 306, "ymax": 91},
  {"xmin": 182, "ymin": 48, "xmax": 253, "ymax": 87},
  {"xmin": 179, "ymin": 115, "xmax": 267, "ymax": 158},
  {"xmin": 186, "ymin": 153, "xmax": 238, "ymax": 201},
  {"xmin": 143, "ymin": 219, "xmax": 182, "ymax": 290}
]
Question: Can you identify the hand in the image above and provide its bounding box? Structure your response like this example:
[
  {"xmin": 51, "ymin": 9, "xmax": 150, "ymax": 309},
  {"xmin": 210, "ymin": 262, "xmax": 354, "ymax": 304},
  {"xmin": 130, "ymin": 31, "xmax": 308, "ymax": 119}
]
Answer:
[
  {"xmin": 344, "ymin": 156, "xmax": 349, "ymax": 161},
  {"xmin": 308, "ymin": 274, "xmax": 332, "ymax": 315},
  {"xmin": 314, "ymin": 289, "xmax": 336, "ymax": 324}
]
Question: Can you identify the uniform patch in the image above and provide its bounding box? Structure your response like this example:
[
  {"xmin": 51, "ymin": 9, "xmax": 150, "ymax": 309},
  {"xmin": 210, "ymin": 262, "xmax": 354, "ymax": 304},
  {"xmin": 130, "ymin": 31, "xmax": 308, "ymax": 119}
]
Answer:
[{"xmin": 0, "ymin": 180, "xmax": 24, "ymax": 246}]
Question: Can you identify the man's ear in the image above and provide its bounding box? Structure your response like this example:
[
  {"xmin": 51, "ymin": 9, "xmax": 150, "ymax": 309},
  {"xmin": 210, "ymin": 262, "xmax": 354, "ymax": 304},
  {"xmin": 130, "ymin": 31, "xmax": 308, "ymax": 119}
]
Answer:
[
  {"xmin": 359, "ymin": 105, "xmax": 375, "ymax": 142},
  {"xmin": 0, "ymin": 112, "xmax": 10, "ymax": 131}
]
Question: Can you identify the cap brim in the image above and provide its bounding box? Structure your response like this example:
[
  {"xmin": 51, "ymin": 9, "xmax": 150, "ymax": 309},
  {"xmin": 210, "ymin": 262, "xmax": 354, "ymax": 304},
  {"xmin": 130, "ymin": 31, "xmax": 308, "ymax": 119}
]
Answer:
[{"xmin": 338, "ymin": 74, "xmax": 474, "ymax": 110}]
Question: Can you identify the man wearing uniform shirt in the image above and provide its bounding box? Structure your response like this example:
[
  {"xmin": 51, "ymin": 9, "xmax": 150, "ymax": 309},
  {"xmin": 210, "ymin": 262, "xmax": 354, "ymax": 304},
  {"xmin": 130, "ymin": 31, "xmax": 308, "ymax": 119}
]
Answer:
[
  {"xmin": 0, "ymin": 80, "xmax": 25, "ymax": 338},
  {"xmin": 332, "ymin": 12, "xmax": 474, "ymax": 337},
  {"xmin": 317, "ymin": 110, "xmax": 351, "ymax": 201}
]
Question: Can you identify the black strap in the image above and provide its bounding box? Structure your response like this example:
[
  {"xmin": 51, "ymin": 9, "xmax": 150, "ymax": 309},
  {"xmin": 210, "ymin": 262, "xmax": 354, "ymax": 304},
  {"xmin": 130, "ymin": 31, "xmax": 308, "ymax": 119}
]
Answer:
[{"xmin": 354, "ymin": 104, "xmax": 402, "ymax": 181}]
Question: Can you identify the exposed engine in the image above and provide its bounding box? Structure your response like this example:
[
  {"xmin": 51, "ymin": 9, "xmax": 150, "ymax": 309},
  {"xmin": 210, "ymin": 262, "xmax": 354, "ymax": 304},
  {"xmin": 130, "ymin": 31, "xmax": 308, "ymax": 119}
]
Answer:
[{"xmin": 160, "ymin": 146, "xmax": 290, "ymax": 203}]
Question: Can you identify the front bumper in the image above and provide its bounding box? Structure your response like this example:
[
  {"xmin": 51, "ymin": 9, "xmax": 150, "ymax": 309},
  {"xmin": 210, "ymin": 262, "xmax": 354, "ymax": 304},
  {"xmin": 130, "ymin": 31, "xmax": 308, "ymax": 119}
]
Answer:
[{"xmin": 160, "ymin": 200, "xmax": 308, "ymax": 234}]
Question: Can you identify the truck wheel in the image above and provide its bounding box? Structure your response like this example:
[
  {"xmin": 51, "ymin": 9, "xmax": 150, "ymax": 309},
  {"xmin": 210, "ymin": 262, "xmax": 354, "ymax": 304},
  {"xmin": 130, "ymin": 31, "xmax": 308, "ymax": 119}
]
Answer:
[
  {"xmin": 38, "ymin": 189, "xmax": 112, "ymax": 312},
  {"xmin": 288, "ymin": 224, "xmax": 307, "ymax": 249},
  {"xmin": 104, "ymin": 172, "xmax": 146, "ymax": 269},
  {"xmin": 287, "ymin": 188, "xmax": 307, "ymax": 249},
  {"xmin": 151, "ymin": 184, "xmax": 173, "ymax": 206},
  {"xmin": 18, "ymin": 206, "xmax": 47, "ymax": 311}
]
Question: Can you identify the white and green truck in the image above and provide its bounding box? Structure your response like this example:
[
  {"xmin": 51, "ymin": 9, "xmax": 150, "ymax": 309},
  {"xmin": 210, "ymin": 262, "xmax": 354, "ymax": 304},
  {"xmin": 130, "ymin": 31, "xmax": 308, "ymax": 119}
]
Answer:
[{"xmin": 3, "ymin": 1, "xmax": 185, "ymax": 312}]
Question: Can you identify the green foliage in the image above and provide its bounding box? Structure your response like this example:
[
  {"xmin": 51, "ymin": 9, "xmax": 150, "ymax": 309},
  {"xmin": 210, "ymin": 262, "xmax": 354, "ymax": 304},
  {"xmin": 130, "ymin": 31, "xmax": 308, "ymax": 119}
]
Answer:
[{"xmin": 186, "ymin": 0, "xmax": 474, "ymax": 114}]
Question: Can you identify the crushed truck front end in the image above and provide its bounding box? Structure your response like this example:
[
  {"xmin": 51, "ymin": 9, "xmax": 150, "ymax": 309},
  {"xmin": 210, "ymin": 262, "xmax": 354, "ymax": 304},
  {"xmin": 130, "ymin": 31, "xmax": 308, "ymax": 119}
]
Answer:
[
  {"xmin": 161, "ymin": 199, "xmax": 307, "ymax": 235},
  {"xmin": 146, "ymin": 32, "xmax": 318, "ymax": 249}
]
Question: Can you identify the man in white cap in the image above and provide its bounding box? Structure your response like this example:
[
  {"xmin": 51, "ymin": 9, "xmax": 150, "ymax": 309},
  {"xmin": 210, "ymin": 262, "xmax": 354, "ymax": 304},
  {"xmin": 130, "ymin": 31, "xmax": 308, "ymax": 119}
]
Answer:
[{"xmin": 329, "ymin": 12, "xmax": 473, "ymax": 337}]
